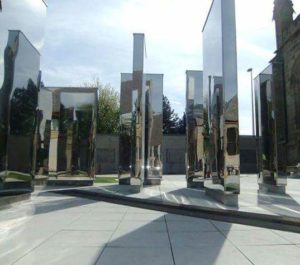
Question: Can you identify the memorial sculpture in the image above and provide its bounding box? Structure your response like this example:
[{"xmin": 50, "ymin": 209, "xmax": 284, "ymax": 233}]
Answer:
[
  {"xmin": 254, "ymin": 65, "xmax": 287, "ymax": 193},
  {"xmin": 186, "ymin": 71, "xmax": 205, "ymax": 188},
  {"xmin": 0, "ymin": 0, "xmax": 46, "ymax": 194},
  {"xmin": 119, "ymin": 34, "xmax": 163, "ymax": 189},
  {"xmin": 37, "ymin": 87, "xmax": 98, "ymax": 185},
  {"xmin": 202, "ymin": 0, "xmax": 240, "ymax": 205}
]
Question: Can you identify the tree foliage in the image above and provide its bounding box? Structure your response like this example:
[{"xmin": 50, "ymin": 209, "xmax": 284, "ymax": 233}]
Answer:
[
  {"xmin": 83, "ymin": 79, "xmax": 120, "ymax": 134},
  {"xmin": 163, "ymin": 95, "xmax": 185, "ymax": 134}
]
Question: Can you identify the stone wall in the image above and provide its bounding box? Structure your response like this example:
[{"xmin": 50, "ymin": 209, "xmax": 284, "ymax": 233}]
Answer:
[
  {"xmin": 239, "ymin": 136, "xmax": 257, "ymax": 174},
  {"xmin": 95, "ymin": 134, "xmax": 257, "ymax": 175},
  {"xmin": 162, "ymin": 135, "xmax": 186, "ymax": 174},
  {"xmin": 95, "ymin": 134, "xmax": 119, "ymax": 174}
]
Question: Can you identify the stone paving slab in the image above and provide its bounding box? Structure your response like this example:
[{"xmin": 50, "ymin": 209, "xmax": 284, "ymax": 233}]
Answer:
[
  {"xmin": 1, "ymin": 191, "xmax": 300, "ymax": 265},
  {"xmin": 83, "ymin": 175, "xmax": 300, "ymax": 220}
]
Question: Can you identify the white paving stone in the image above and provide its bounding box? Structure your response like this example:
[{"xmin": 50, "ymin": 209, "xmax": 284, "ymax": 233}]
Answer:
[
  {"xmin": 109, "ymin": 230, "xmax": 170, "ymax": 247},
  {"xmin": 167, "ymin": 220, "xmax": 217, "ymax": 232},
  {"xmin": 80, "ymin": 212, "xmax": 126, "ymax": 221},
  {"xmin": 1, "ymin": 188, "xmax": 300, "ymax": 265},
  {"xmin": 169, "ymin": 231, "xmax": 227, "ymax": 248},
  {"xmin": 172, "ymin": 244, "xmax": 253, "ymax": 265},
  {"xmin": 96, "ymin": 247, "xmax": 174, "ymax": 265},
  {"xmin": 122, "ymin": 212, "xmax": 165, "ymax": 222},
  {"xmin": 223, "ymin": 229, "xmax": 292, "ymax": 246},
  {"xmin": 212, "ymin": 220, "xmax": 267, "ymax": 231},
  {"xmin": 116, "ymin": 220, "xmax": 167, "ymax": 232},
  {"xmin": 239, "ymin": 245, "xmax": 300, "ymax": 265},
  {"xmin": 272, "ymin": 230, "xmax": 300, "ymax": 244},
  {"xmin": 65, "ymin": 220, "xmax": 120, "ymax": 231},
  {"xmin": 43, "ymin": 230, "xmax": 113, "ymax": 247},
  {"xmin": 13, "ymin": 246, "xmax": 103, "ymax": 265}
]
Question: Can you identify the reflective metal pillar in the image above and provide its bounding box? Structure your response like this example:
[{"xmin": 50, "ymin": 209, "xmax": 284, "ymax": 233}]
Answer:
[
  {"xmin": 38, "ymin": 87, "xmax": 97, "ymax": 186},
  {"xmin": 202, "ymin": 0, "xmax": 240, "ymax": 205},
  {"xmin": 144, "ymin": 74, "xmax": 163, "ymax": 185},
  {"xmin": 130, "ymin": 34, "xmax": 145, "ymax": 189},
  {"xmin": 0, "ymin": 0, "xmax": 46, "ymax": 194},
  {"xmin": 254, "ymin": 65, "xmax": 287, "ymax": 193},
  {"xmin": 186, "ymin": 71, "xmax": 205, "ymax": 188}
]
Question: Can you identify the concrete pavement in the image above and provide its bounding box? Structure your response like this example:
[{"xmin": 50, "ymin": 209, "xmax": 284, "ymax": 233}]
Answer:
[{"xmin": 1, "ymin": 189, "xmax": 300, "ymax": 265}]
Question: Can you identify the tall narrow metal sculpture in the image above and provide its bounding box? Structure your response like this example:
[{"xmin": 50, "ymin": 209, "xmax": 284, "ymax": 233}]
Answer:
[
  {"xmin": 0, "ymin": 0, "xmax": 46, "ymax": 194},
  {"xmin": 202, "ymin": 0, "xmax": 240, "ymax": 204},
  {"xmin": 119, "ymin": 34, "xmax": 163, "ymax": 189},
  {"xmin": 119, "ymin": 73, "xmax": 133, "ymax": 184},
  {"xmin": 119, "ymin": 72, "xmax": 163, "ymax": 186},
  {"xmin": 130, "ymin": 33, "xmax": 145, "ymax": 190},
  {"xmin": 254, "ymin": 66, "xmax": 287, "ymax": 193},
  {"xmin": 186, "ymin": 71, "xmax": 205, "ymax": 188},
  {"xmin": 37, "ymin": 87, "xmax": 97, "ymax": 186},
  {"xmin": 144, "ymin": 74, "xmax": 163, "ymax": 184}
]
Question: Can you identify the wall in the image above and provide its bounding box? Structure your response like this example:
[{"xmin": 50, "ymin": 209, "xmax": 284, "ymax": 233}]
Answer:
[
  {"xmin": 96, "ymin": 134, "xmax": 119, "ymax": 174},
  {"xmin": 162, "ymin": 135, "xmax": 186, "ymax": 174},
  {"xmin": 240, "ymin": 136, "xmax": 257, "ymax": 174},
  {"xmin": 96, "ymin": 134, "xmax": 257, "ymax": 175}
]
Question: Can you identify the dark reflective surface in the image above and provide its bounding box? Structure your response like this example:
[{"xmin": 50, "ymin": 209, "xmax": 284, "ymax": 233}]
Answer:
[
  {"xmin": 144, "ymin": 74, "xmax": 163, "ymax": 183},
  {"xmin": 0, "ymin": 31, "xmax": 41, "ymax": 193},
  {"xmin": 186, "ymin": 71, "xmax": 204, "ymax": 184},
  {"xmin": 119, "ymin": 73, "xmax": 133, "ymax": 184},
  {"xmin": 131, "ymin": 34, "xmax": 145, "ymax": 186},
  {"xmin": 119, "ymin": 73, "xmax": 163, "ymax": 185},
  {"xmin": 37, "ymin": 87, "xmax": 97, "ymax": 182},
  {"xmin": 202, "ymin": 0, "xmax": 240, "ymax": 192},
  {"xmin": 254, "ymin": 65, "xmax": 287, "ymax": 186},
  {"xmin": 0, "ymin": 1, "xmax": 46, "ymax": 194}
]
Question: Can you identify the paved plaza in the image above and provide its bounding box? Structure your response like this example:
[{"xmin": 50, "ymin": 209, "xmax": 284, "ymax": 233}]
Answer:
[
  {"xmin": 86, "ymin": 175, "xmax": 300, "ymax": 219},
  {"xmin": 1, "ymin": 177, "xmax": 300, "ymax": 265}
]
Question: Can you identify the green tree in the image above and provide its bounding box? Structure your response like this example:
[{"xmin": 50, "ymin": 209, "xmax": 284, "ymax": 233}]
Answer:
[
  {"xmin": 176, "ymin": 113, "xmax": 186, "ymax": 135},
  {"xmin": 83, "ymin": 79, "xmax": 120, "ymax": 134},
  {"xmin": 163, "ymin": 95, "xmax": 180, "ymax": 134}
]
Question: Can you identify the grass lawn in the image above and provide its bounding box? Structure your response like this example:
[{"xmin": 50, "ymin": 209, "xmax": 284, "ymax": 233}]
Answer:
[
  {"xmin": 1, "ymin": 171, "xmax": 32, "ymax": 182},
  {"xmin": 94, "ymin": 176, "xmax": 118, "ymax": 184}
]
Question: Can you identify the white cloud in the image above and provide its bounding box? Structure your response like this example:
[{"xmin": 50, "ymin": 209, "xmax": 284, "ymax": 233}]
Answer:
[{"xmin": 41, "ymin": 0, "xmax": 300, "ymax": 135}]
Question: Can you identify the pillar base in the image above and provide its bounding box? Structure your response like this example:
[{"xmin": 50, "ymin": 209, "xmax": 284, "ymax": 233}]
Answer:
[
  {"xmin": 258, "ymin": 183, "xmax": 286, "ymax": 194},
  {"xmin": 47, "ymin": 179, "xmax": 93, "ymax": 187},
  {"xmin": 187, "ymin": 178, "xmax": 205, "ymax": 189},
  {"xmin": 130, "ymin": 178, "xmax": 143, "ymax": 193},
  {"xmin": 119, "ymin": 177, "xmax": 131, "ymax": 185},
  {"xmin": 144, "ymin": 178, "xmax": 161, "ymax": 186},
  {"xmin": 205, "ymin": 187, "xmax": 238, "ymax": 207}
]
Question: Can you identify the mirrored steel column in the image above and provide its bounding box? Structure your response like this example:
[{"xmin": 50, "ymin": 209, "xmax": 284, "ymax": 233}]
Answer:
[
  {"xmin": 119, "ymin": 73, "xmax": 133, "ymax": 184},
  {"xmin": 254, "ymin": 65, "xmax": 287, "ymax": 193},
  {"xmin": 0, "ymin": 0, "xmax": 46, "ymax": 194},
  {"xmin": 203, "ymin": 0, "xmax": 240, "ymax": 198},
  {"xmin": 130, "ymin": 33, "xmax": 145, "ymax": 189},
  {"xmin": 186, "ymin": 71, "xmax": 205, "ymax": 188},
  {"xmin": 144, "ymin": 74, "xmax": 163, "ymax": 185},
  {"xmin": 39, "ymin": 87, "xmax": 97, "ymax": 186}
]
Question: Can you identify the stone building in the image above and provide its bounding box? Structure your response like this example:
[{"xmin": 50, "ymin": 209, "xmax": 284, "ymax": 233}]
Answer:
[{"xmin": 272, "ymin": 0, "xmax": 300, "ymax": 171}]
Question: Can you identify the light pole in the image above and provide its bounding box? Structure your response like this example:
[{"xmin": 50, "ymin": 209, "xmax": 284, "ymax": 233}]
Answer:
[{"xmin": 247, "ymin": 68, "xmax": 255, "ymax": 136}]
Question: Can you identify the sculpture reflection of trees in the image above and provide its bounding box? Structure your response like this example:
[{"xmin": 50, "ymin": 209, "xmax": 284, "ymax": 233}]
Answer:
[
  {"xmin": 10, "ymin": 79, "xmax": 38, "ymax": 135},
  {"xmin": 83, "ymin": 79, "xmax": 119, "ymax": 134},
  {"xmin": 163, "ymin": 95, "xmax": 185, "ymax": 134}
]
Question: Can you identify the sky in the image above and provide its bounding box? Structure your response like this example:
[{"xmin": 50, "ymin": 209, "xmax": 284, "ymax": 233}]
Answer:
[{"xmin": 40, "ymin": 0, "xmax": 300, "ymax": 135}]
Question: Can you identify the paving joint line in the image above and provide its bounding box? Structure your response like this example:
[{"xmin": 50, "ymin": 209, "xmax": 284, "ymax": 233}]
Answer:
[
  {"xmin": 164, "ymin": 215, "xmax": 176, "ymax": 265},
  {"xmin": 93, "ymin": 203, "xmax": 129, "ymax": 265},
  {"xmin": 209, "ymin": 221, "xmax": 255, "ymax": 265}
]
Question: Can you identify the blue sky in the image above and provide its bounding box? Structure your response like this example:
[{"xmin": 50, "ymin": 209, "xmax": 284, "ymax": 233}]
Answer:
[{"xmin": 40, "ymin": 0, "xmax": 300, "ymax": 135}]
